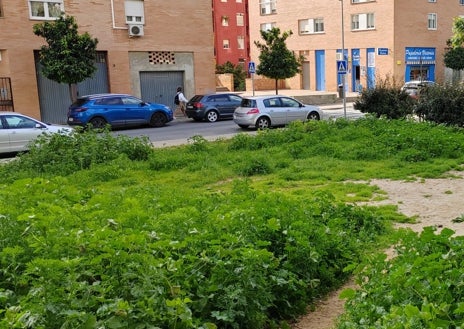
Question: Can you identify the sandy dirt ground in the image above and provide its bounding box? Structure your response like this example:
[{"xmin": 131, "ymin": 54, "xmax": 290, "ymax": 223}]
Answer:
[{"xmin": 293, "ymin": 170, "xmax": 464, "ymax": 329}]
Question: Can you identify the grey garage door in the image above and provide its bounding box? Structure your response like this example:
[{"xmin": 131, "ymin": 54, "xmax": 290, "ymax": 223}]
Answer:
[
  {"xmin": 36, "ymin": 52, "xmax": 109, "ymax": 124},
  {"xmin": 140, "ymin": 71, "xmax": 184, "ymax": 110}
]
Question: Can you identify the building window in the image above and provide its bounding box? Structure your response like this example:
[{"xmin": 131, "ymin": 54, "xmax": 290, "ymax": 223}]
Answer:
[
  {"xmin": 221, "ymin": 0, "xmax": 227, "ymax": 2},
  {"xmin": 260, "ymin": 0, "xmax": 276, "ymax": 15},
  {"xmin": 428, "ymin": 0, "xmax": 436, "ymax": 2},
  {"xmin": 237, "ymin": 36, "xmax": 245, "ymax": 49},
  {"xmin": 428, "ymin": 13, "xmax": 437, "ymax": 29},
  {"xmin": 223, "ymin": 39, "xmax": 230, "ymax": 49},
  {"xmin": 236, "ymin": 13, "xmax": 244, "ymax": 26},
  {"xmin": 125, "ymin": 0, "xmax": 144, "ymax": 24},
  {"xmin": 29, "ymin": 0, "xmax": 64, "ymax": 20},
  {"xmin": 351, "ymin": 13, "xmax": 375, "ymax": 30},
  {"xmin": 367, "ymin": 13, "xmax": 375, "ymax": 28},
  {"xmin": 222, "ymin": 16, "xmax": 229, "ymax": 26},
  {"xmin": 461, "ymin": 0, "xmax": 464, "ymax": 5},
  {"xmin": 260, "ymin": 22, "xmax": 276, "ymax": 31},
  {"xmin": 237, "ymin": 0, "xmax": 242, "ymax": 2},
  {"xmin": 0, "ymin": 0, "xmax": 3, "ymax": 17},
  {"xmin": 299, "ymin": 18, "xmax": 325, "ymax": 34}
]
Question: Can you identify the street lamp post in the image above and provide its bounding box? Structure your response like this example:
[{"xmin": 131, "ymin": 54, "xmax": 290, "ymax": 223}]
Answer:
[{"xmin": 340, "ymin": 0, "xmax": 347, "ymax": 119}]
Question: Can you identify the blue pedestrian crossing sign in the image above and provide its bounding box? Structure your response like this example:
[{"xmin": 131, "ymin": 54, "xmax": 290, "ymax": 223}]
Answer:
[
  {"xmin": 248, "ymin": 61, "xmax": 256, "ymax": 74},
  {"xmin": 337, "ymin": 60, "xmax": 347, "ymax": 74}
]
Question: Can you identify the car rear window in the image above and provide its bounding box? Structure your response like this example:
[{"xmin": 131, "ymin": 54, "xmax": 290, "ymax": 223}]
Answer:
[
  {"xmin": 71, "ymin": 98, "xmax": 89, "ymax": 107},
  {"xmin": 189, "ymin": 95, "xmax": 204, "ymax": 103},
  {"xmin": 240, "ymin": 98, "xmax": 257, "ymax": 108}
]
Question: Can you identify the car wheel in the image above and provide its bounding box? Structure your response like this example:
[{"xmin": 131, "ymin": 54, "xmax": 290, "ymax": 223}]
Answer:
[
  {"xmin": 150, "ymin": 112, "xmax": 167, "ymax": 127},
  {"xmin": 89, "ymin": 117, "xmax": 107, "ymax": 129},
  {"xmin": 238, "ymin": 124, "xmax": 249, "ymax": 129},
  {"xmin": 255, "ymin": 116, "xmax": 270, "ymax": 129},
  {"xmin": 206, "ymin": 110, "xmax": 219, "ymax": 122},
  {"xmin": 307, "ymin": 111, "xmax": 320, "ymax": 120}
]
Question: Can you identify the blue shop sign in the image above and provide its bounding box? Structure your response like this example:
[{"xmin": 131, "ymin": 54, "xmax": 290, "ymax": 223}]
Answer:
[
  {"xmin": 405, "ymin": 47, "xmax": 436, "ymax": 64},
  {"xmin": 377, "ymin": 48, "xmax": 388, "ymax": 55}
]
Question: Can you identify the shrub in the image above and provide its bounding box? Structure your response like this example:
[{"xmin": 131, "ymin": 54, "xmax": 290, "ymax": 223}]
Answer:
[
  {"xmin": 354, "ymin": 77, "xmax": 415, "ymax": 119},
  {"xmin": 415, "ymin": 83, "xmax": 464, "ymax": 126},
  {"xmin": 1, "ymin": 128, "xmax": 154, "ymax": 179}
]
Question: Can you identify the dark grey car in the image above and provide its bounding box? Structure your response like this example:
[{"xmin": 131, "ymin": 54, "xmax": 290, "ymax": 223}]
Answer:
[{"xmin": 185, "ymin": 93, "xmax": 243, "ymax": 122}]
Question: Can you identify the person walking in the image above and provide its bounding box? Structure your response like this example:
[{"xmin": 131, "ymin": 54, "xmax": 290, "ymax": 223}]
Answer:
[{"xmin": 174, "ymin": 87, "xmax": 188, "ymax": 118}]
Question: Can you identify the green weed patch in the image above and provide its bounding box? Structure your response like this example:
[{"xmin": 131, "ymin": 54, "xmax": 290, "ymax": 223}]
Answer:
[{"xmin": 1, "ymin": 118, "xmax": 464, "ymax": 328}]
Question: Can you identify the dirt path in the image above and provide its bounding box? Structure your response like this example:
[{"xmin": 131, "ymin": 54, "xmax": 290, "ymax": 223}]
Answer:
[{"xmin": 293, "ymin": 170, "xmax": 464, "ymax": 329}]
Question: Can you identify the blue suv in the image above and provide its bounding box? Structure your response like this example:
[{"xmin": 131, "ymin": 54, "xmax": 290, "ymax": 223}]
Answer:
[{"xmin": 67, "ymin": 93, "xmax": 173, "ymax": 129}]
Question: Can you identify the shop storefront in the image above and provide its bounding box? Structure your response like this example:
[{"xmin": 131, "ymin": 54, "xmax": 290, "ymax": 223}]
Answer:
[{"xmin": 405, "ymin": 47, "xmax": 436, "ymax": 82}]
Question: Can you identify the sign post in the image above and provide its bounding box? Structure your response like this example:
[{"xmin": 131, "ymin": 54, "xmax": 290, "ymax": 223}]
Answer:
[
  {"xmin": 248, "ymin": 61, "xmax": 256, "ymax": 96},
  {"xmin": 339, "ymin": 0, "xmax": 347, "ymax": 119}
]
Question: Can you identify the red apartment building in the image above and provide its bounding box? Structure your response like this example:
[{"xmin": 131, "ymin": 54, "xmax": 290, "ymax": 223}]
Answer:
[{"xmin": 212, "ymin": 0, "xmax": 250, "ymax": 69}]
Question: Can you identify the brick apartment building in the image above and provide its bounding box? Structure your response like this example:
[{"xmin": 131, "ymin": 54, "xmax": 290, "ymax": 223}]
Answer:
[
  {"xmin": 0, "ymin": 0, "xmax": 216, "ymax": 124},
  {"xmin": 212, "ymin": 0, "xmax": 250, "ymax": 69},
  {"xmin": 248, "ymin": 0, "xmax": 464, "ymax": 93}
]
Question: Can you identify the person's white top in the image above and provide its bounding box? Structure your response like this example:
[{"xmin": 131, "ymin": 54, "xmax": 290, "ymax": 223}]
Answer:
[{"xmin": 178, "ymin": 92, "xmax": 188, "ymax": 103}]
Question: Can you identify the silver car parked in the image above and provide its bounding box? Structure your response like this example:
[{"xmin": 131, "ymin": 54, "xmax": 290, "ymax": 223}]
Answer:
[{"xmin": 233, "ymin": 95, "xmax": 323, "ymax": 129}]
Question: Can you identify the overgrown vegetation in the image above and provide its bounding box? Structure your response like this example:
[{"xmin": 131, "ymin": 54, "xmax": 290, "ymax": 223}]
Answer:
[
  {"xmin": 355, "ymin": 78, "xmax": 464, "ymax": 127},
  {"xmin": 338, "ymin": 227, "xmax": 464, "ymax": 328},
  {"xmin": 415, "ymin": 83, "xmax": 464, "ymax": 126},
  {"xmin": 354, "ymin": 77, "xmax": 416, "ymax": 119},
  {"xmin": 1, "ymin": 118, "xmax": 464, "ymax": 328}
]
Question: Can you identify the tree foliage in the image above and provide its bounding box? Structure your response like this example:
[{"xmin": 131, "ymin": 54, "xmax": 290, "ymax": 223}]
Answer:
[
  {"xmin": 444, "ymin": 17, "xmax": 464, "ymax": 70},
  {"xmin": 216, "ymin": 61, "xmax": 247, "ymax": 91},
  {"xmin": 254, "ymin": 27, "xmax": 303, "ymax": 94},
  {"xmin": 33, "ymin": 15, "xmax": 99, "ymax": 102}
]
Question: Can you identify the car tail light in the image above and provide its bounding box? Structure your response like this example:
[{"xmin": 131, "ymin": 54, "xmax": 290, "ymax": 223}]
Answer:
[
  {"xmin": 246, "ymin": 108, "xmax": 260, "ymax": 114},
  {"xmin": 194, "ymin": 102, "xmax": 203, "ymax": 109},
  {"xmin": 74, "ymin": 107, "xmax": 88, "ymax": 113}
]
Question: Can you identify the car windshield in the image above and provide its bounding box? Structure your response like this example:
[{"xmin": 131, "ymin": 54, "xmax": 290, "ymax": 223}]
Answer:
[{"xmin": 241, "ymin": 99, "xmax": 257, "ymax": 107}]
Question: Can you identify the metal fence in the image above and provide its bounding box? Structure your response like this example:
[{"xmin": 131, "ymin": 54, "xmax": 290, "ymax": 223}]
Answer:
[{"xmin": 0, "ymin": 77, "xmax": 14, "ymax": 111}]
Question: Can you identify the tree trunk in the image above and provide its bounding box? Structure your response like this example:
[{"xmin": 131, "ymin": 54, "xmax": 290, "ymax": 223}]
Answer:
[
  {"xmin": 68, "ymin": 83, "xmax": 78, "ymax": 103},
  {"xmin": 275, "ymin": 79, "xmax": 279, "ymax": 95}
]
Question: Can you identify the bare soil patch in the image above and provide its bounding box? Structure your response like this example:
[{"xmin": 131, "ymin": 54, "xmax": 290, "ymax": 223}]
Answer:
[{"xmin": 293, "ymin": 171, "xmax": 464, "ymax": 329}]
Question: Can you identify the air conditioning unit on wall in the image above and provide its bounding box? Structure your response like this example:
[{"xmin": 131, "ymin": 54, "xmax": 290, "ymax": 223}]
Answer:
[{"xmin": 128, "ymin": 24, "xmax": 144, "ymax": 37}]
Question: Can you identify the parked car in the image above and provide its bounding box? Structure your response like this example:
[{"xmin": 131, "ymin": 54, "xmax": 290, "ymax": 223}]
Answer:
[
  {"xmin": 233, "ymin": 95, "xmax": 323, "ymax": 129},
  {"xmin": 186, "ymin": 93, "xmax": 243, "ymax": 122},
  {"xmin": 0, "ymin": 112, "xmax": 72, "ymax": 154},
  {"xmin": 401, "ymin": 80, "xmax": 435, "ymax": 99},
  {"xmin": 67, "ymin": 93, "xmax": 173, "ymax": 129}
]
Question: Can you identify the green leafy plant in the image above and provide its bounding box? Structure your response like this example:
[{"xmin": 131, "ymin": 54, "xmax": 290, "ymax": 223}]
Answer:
[{"xmin": 1, "ymin": 118, "xmax": 464, "ymax": 328}]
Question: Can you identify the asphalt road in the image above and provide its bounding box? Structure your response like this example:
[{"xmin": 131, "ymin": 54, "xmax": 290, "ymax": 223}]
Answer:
[{"xmin": 112, "ymin": 103, "xmax": 363, "ymax": 147}]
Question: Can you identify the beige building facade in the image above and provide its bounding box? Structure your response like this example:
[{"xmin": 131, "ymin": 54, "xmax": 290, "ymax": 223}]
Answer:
[
  {"xmin": 0, "ymin": 0, "xmax": 216, "ymax": 123},
  {"xmin": 248, "ymin": 0, "xmax": 464, "ymax": 93}
]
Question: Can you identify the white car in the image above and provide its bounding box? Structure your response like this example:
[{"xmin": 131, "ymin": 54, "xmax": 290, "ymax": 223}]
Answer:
[
  {"xmin": 401, "ymin": 80, "xmax": 435, "ymax": 99},
  {"xmin": 233, "ymin": 95, "xmax": 323, "ymax": 129},
  {"xmin": 0, "ymin": 112, "xmax": 72, "ymax": 154}
]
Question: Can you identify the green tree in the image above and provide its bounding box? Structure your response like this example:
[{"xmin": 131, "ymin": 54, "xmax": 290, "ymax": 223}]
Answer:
[
  {"xmin": 216, "ymin": 61, "xmax": 247, "ymax": 91},
  {"xmin": 444, "ymin": 17, "xmax": 464, "ymax": 71},
  {"xmin": 254, "ymin": 27, "xmax": 303, "ymax": 94},
  {"xmin": 33, "ymin": 15, "xmax": 99, "ymax": 103}
]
